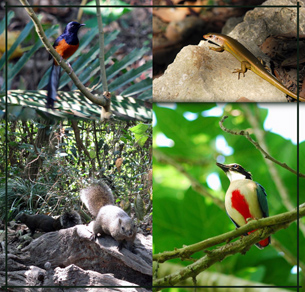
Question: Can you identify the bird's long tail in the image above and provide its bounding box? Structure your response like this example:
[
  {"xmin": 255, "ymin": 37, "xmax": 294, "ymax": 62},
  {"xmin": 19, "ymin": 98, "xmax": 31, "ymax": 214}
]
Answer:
[
  {"xmin": 248, "ymin": 229, "xmax": 270, "ymax": 249},
  {"xmin": 46, "ymin": 63, "xmax": 61, "ymax": 109},
  {"xmin": 255, "ymin": 236, "xmax": 270, "ymax": 249}
]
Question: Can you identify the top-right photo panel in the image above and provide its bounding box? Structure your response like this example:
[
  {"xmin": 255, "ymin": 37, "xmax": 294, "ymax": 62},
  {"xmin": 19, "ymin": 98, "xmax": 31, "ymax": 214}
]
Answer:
[{"xmin": 153, "ymin": 1, "xmax": 302, "ymax": 102}]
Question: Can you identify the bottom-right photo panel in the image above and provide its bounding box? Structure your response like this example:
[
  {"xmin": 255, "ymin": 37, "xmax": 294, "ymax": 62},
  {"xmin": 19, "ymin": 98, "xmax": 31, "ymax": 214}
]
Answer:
[{"xmin": 153, "ymin": 103, "xmax": 303, "ymax": 290}]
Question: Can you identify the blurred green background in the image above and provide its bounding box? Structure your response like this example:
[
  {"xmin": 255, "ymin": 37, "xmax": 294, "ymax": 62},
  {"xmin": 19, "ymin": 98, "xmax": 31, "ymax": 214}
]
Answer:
[{"xmin": 153, "ymin": 103, "xmax": 304, "ymax": 289}]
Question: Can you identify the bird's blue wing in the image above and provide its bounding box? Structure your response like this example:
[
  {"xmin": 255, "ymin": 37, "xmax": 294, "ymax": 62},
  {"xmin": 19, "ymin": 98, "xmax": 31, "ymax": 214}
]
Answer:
[{"xmin": 255, "ymin": 182, "xmax": 269, "ymax": 217}]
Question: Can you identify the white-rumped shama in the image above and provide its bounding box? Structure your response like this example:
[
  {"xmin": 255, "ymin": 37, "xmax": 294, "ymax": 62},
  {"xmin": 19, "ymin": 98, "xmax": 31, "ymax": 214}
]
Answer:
[{"xmin": 46, "ymin": 21, "xmax": 85, "ymax": 109}]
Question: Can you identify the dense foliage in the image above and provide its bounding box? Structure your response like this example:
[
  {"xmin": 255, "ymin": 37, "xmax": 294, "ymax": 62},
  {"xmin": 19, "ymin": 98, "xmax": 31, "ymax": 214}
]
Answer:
[{"xmin": 1, "ymin": 119, "xmax": 152, "ymax": 223}]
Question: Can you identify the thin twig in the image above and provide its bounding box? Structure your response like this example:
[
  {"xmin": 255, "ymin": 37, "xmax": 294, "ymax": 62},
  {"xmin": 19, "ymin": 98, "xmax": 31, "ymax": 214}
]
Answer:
[
  {"xmin": 240, "ymin": 105, "xmax": 305, "ymax": 237},
  {"xmin": 76, "ymin": 0, "xmax": 87, "ymax": 22},
  {"xmin": 95, "ymin": 0, "xmax": 111, "ymax": 121},
  {"xmin": 219, "ymin": 115, "xmax": 305, "ymax": 178},
  {"xmin": 95, "ymin": 0, "xmax": 108, "ymax": 93}
]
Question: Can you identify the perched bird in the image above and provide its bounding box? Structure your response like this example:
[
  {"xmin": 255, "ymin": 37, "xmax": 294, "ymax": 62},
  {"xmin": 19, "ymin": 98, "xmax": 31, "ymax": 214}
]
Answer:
[
  {"xmin": 47, "ymin": 21, "xmax": 85, "ymax": 109},
  {"xmin": 216, "ymin": 162, "xmax": 270, "ymax": 249}
]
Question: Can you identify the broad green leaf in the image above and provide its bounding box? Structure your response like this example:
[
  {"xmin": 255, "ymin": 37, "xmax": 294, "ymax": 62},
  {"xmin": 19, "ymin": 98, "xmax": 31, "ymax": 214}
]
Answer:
[
  {"xmin": 130, "ymin": 123, "xmax": 150, "ymax": 147},
  {"xmin": 83, "ymin": 1, "xmax": 133, "ymax": 25}
]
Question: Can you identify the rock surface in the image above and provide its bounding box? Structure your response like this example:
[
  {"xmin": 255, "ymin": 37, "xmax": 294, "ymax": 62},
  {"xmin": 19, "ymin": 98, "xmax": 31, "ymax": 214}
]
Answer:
[
  {"xmin": 1, "ymin": 224, "xmax": 152, "ymax": 288},
  {"xmin": 153, "ymin": 0, "xmax": 301, "ymax": 102}
]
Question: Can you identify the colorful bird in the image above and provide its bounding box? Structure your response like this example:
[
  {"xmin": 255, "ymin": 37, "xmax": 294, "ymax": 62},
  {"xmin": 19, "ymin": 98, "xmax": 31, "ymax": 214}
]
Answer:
[
  {"xmin": 47, "ymin": 21, "xmax": 85, "ymax": 109},
  {"xmin": 216, "ymin": 162, "xmax": 270, "ymax": 249}
]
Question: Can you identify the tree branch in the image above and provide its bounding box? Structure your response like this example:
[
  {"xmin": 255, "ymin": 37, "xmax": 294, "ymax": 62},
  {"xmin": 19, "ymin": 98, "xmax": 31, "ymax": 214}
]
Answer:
[
  {"xmin": 153, "ymin": 203, "xmax": 305, "ymax": 263},
  {"xmin": 157, "ymin": 263, "xmax": 294, "ymax": 289},
  {"xmin": 95, "ymin": 0, "xmax": 108, "ymax": 93},
  {"xmin": 241, "ymin": 105, "xmax": 305, "ymax": 237},
  {"xmin": 153, "ymin": 203, "xmax": 305, "ymax": 287},
  {"xmin": 219, "ymin": 115, "xmax": 304, "ymax": 178},
  {"xmin": 19, "ymin": 0, "xmax": 110, "ymax": 110}
]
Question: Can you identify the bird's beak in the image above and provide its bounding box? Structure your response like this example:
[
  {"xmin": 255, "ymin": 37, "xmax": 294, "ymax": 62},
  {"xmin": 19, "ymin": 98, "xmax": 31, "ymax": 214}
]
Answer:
[
  {"xmin": 80, "ymin": 24, "xmax": 86, "ymax": 27},
  {"xmin": 216, "ymin": 162, "xmax": 229, "ymax": 172}
]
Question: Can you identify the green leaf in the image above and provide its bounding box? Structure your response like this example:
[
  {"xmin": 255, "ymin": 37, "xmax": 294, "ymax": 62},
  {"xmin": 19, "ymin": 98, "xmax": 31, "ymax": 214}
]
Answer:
[
  {"xmin": 121, "ymin": 77, "xmax": 152, "ymax": 96},
  {"xmin": 89, "ymin": 150, "xmax": 96, "ymax": 159},
  {"xmin": 8, "ymin": 27, "xmax": 58, "ymax": 80},
  {"xmin": 0, "ymin": 20, "xmax": 34, "ymax": 71},
  {"xmin": 109, "ymin": 60, "xmax": 152, "ymax": 92},
  {"xmin": 83, "ymin": 1, "xmax": 133, "ymax": 25},
  {"xmin": 137, "ymin": 89, "xmax": 152, "ymax": 101},
  {"xmin": 106, "ymin": 47, "xmax": 149, "ymax": 80},
  {"xmin": 130, "ymin": 123, "xmax": 150, "ymax": 147},
  {"xmin": 130, "ymin": 123, "xmax": 149, "ymax": 135},
  {"xmin": 0, "ymin": 10, "xmax": 14, "ymax": 35}
]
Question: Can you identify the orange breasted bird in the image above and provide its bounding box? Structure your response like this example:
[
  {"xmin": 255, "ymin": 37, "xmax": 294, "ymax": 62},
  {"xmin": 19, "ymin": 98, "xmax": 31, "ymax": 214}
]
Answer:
[
  {"xmin": 46, "ymin": 21, "xmax": 85, "ymax": 109},
  {"xmin": 216, "ymin": 162, "xmax": 270, "ymax": 249}
]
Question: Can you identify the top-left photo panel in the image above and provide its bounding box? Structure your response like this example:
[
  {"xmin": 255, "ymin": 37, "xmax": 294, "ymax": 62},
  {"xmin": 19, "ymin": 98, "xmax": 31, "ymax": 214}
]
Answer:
[
  {"xmin": 2, "ymin": 1, "xmax": 152, "ymax": 118},
  {"xmin": 1, "ymin": 1, "xmax": 152, "ymax": 289}
]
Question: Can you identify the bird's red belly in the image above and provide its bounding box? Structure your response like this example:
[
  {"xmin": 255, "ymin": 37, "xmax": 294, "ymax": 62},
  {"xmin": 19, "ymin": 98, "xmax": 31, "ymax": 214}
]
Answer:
[
  {"xmin": 54, "ymin": 39, "xmax": 79, "ymax": 65},
  {"xmin": 230, "ymin": 189, "xmax": 269, "ymax": 247},
  {"xmin": 231, "ymin": 189, "xmax": 253, "ymax": 221}
]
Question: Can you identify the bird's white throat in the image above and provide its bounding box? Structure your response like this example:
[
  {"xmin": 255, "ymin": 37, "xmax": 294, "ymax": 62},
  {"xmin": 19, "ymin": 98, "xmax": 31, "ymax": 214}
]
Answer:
[{"xmin": 226, "ymin": 171, "xmax": 247, "ymax": 182}]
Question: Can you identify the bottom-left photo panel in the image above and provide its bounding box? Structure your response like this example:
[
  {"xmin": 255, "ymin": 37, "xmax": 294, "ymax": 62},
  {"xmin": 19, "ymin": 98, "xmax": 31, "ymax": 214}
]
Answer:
[{"xmin": 2, "ymin": 117, "xmax": 152, "ymax": 288}]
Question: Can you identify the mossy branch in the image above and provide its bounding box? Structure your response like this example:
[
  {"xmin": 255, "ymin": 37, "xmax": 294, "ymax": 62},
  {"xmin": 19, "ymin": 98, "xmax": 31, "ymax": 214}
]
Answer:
[
  {"xmin": 153, "ymin": 203, "xmax": 305, "ymax": 288},
  {"xmin": 153, "ymin": 203, "xmax": 304, "ymax": 264}
]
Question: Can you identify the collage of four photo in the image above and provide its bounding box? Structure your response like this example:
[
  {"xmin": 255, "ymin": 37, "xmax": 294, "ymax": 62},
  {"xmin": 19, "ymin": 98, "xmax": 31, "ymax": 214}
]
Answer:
[{"xmin": 1, "ymin": 0, "xmax": 304, "ymax": 291}]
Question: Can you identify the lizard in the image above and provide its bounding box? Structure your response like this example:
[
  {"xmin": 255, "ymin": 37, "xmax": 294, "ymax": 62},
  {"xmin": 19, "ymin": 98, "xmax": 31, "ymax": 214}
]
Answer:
[{"xmin": 203, "ymin": 33, "xmax": 304, "ymax": 102}]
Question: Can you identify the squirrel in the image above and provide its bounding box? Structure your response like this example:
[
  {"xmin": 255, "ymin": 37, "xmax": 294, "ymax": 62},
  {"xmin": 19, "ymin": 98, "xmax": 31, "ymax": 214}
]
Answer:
[
  {"xmin": 80, "ymin": 181, "xmax": 136, "ymax": 251},
  {"xmin": 15, "ymin": 211, "xmax": 82, "ymax": 236}
]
